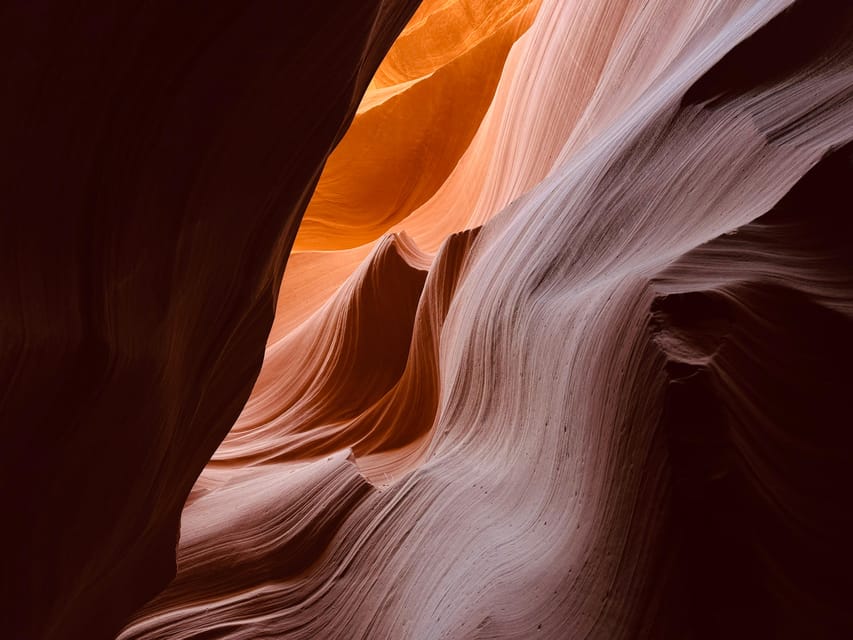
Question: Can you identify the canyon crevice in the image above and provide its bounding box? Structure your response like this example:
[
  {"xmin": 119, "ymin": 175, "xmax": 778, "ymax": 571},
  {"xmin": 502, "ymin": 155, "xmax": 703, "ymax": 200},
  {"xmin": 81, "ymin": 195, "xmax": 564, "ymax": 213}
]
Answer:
[{"xmin": 5, "ymin": 1, "xmax": 852, "ymax": 638}]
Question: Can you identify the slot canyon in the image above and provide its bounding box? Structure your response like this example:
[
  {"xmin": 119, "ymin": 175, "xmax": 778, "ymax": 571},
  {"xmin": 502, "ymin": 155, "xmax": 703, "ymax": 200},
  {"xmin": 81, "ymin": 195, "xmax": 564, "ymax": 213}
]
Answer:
[{"xmin": 3, "ymin": 1, "xmax": 852, "ymax": 638}]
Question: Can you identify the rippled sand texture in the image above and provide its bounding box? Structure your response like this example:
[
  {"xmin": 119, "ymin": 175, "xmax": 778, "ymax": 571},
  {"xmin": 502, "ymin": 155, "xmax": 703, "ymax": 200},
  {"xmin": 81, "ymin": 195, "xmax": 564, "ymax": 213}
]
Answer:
[{"xmin": 116, "ymin": 0, "xmax": 853, "ymax": 638}]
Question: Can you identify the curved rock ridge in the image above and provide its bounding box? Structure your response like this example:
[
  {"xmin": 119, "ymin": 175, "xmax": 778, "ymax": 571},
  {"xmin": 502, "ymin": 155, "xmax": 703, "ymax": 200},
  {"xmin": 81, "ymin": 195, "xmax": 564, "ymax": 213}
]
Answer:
[
  {"xmin": 201, "ymin": 228, "xmax": 481, "ymax": 488},
  {"xmin": 272, "ymin": 0, "xmax": 541, "ymax": 336},
  {"xmin": 207, "ymin": 233, "xmax": 430, "ymax": 468},
  {"xmin": 1, "ymin": 1, "xmax": 421, "ymax": 638},
  {"xmin": 119, "ymin": 1, "xmax": 853, "ymax": 639}
]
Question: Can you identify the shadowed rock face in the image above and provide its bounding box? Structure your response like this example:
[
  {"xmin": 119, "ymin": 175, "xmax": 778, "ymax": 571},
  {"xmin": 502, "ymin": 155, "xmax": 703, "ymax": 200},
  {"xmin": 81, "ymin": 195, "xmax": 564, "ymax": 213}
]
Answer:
[
  {"xmin": 0, "ymin": 2, "xmax": 420, "ymax": 638},
  {"xmin": 7, "ymin": 1, "xmax": 853, "ymax": 639},
  {"xmin": 654, "ymin": 141, "xmax": 853, "ymax": 639}
]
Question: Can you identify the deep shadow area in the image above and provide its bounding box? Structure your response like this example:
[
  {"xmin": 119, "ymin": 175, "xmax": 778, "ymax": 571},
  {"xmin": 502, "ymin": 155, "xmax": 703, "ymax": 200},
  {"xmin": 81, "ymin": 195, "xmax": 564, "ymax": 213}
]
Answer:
[{"xmin": 653, "ymin": 143, "xmax": 853, "ymax": 639}]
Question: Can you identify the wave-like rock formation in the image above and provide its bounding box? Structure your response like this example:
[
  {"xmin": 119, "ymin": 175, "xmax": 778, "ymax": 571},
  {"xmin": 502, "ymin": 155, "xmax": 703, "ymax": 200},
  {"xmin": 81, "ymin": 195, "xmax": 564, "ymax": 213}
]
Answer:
[
  {"xmin": 271, "ymin": 0, "xmax": 540, "ymax": 338},
  {"xmin": 8, "ymin": 0, "xmax": 853, "ymax": 638},
  {"xmin": 202, "ymin": 228, "xmax": 480, "ymax": 485}
]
